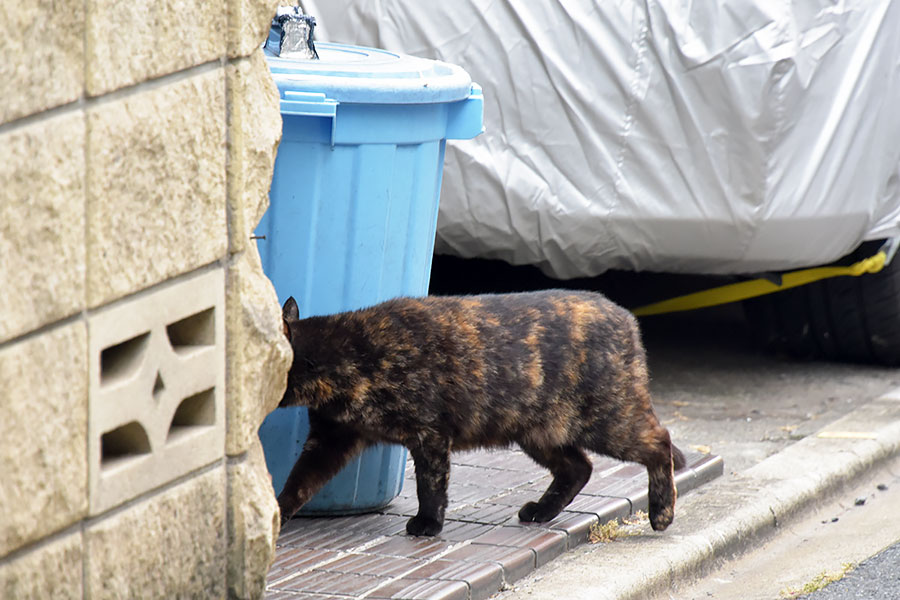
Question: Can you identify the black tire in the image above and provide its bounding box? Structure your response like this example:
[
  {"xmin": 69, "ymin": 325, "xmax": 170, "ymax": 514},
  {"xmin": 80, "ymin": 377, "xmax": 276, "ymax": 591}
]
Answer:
[{"xmin": 744, "ymin": 241, "xmax": 900, "ymax": 366}]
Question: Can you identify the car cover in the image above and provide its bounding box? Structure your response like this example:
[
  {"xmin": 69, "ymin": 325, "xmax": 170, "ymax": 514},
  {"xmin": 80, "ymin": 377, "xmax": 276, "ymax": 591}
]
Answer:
[{"xmin": 301, "ymin": 0, "xmax": 900, "ymax": 278}]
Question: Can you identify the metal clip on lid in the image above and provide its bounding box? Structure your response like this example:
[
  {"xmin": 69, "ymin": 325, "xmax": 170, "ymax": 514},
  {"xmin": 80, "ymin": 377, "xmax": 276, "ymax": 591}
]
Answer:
[{"xmin": 266, "ymin": 6, "xmax": 318, "ymax": 59}]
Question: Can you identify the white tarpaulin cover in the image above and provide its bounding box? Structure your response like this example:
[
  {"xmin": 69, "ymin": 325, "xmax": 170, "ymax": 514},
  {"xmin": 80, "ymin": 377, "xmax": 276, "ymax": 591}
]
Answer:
[{"xmin": 303, "ymin": 0, "xmax": 900, "ymax": 278}]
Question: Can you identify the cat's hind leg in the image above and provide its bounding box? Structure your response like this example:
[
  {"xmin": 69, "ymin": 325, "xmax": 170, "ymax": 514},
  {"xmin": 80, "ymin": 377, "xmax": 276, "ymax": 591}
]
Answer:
[
  {"xmin": 277, "ymin": 414, "xmax": 366, "ymax": 527},
  {"xmin": 518, "ymin": 444, "xmax": 592, "ymax": 523},
  {"xmin": 406, "ymin": 435, "xmax": 452, "ymax": 536},
  {"xmin": 645, "ymin": 439, "xmax": 677, "ymax": 532},
  {"xmin": 595, "ymin": 417, "xmax": 678, "ymax": 532}
]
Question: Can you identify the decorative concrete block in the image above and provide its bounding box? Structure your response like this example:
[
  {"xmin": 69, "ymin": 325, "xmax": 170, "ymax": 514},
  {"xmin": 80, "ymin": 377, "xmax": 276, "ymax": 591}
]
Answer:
[
  {"xmin": 227, "ymin": 0, "xmax": 280, "ymax": 58},
  {"xmin": 0, "ymin": 0, "xmax": 84, "ymax": 124},
  {"xmin": 87, "ymin": 267, "xmax": 225, "ymax": 516},
  {"xmin": 85, "ymin": 0, "xmax": 225, "ymax": 95},
  {"xmin": 86, "ymin": 68, "xmax": 227, "ymax": 308},
  {"xmin": 226, "ymin": 49, "xmax": 283, "ymax": 254},
  {"xmin": 86, "ymin": 466, "xmax": 226, "ymax": 599},
  {"xmin": 0, "ymin": 322, "xmax": 88, "ymax": 557},
  {"xmin": 227, "ymin": 439, "xmax": 280, "ymax": 600},
  {"xmin": 0, "ymin": 111, "xmax": 86, "ymax": 344},
  {"xmin": 0, "ymin": 531, "xmax": 83, "ymax": 600},
  {"xmin": 225, "ymin": 244, "xmax": 291, "ymax": 456}
]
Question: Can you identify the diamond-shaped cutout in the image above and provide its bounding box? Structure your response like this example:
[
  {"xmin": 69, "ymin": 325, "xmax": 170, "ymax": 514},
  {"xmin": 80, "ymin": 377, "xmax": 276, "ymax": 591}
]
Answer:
[
  {"xmin": 88, "ymin": 267, "xmax": 225, "ymax": 516},
  {"xmin": 153, "ymin": 371, "xmax": 165, "ymax": 401}
]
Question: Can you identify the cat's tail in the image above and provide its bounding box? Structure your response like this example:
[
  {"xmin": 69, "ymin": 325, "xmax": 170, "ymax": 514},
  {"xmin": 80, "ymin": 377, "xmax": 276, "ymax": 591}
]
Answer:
[{"xmin": 672, "ymin": 444, "xmax": 686, "ymax": 471}]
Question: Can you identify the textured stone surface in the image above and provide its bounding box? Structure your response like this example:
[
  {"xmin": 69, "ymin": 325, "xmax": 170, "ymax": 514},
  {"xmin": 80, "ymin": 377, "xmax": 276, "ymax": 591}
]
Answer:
[
  {"xmin": 0, "ymin": 0, "xmax": 84, "ymax": 124},
  {"xmin": 87, "ymin": 267, "xmax": 226, "ymax": 516},
  {"xmin": 86, "ymin": 68, "xmax": 227, "ymax": 307},
  {"xmin": 0, "ymin": 530, "xmax": 83, "ymax": 600},
  {"xmin": 0, "ymin": 111, "xmax": 86, "ymax": 344},
  {"xmin": 85, "ymin": 0, "xmax": 225, "ymax": 95},
  {"xmin": 226, "ymin": 49, "xmax": 283, "ymax": 254},
  {"xmin": 225, "ymin": 41, "xmax": 290, "ymax": 600},
  {"xmin": 227, "ymin": 439, "xmax": 280, "ymax": 600},
  {"xmin": 2, "ymin": 3, "xmax": 285, "ymax": 599},
  {"xmin": 0, "ymin": 322, "xmax": 88, "ymax": 556},
  {"xmin": 86, "ymin": 466, "xmax": 227, "ymax": 599},
  {"xmin": 226, "ymin": 243, "xmax": 292, "ymax": 456},
  {"xmin": 227, "ymin": 0, "xmax": 279, "ymax": 58}
]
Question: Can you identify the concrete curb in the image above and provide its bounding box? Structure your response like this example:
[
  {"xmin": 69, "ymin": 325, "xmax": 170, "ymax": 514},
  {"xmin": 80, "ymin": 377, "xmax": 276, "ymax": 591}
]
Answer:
[{"xmin": 499, "ymin": 389, "xmax": 900, "ymax": 600}]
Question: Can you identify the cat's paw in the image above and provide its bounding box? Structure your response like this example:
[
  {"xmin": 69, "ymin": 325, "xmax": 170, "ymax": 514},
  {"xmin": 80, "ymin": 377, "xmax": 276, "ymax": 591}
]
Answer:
[
  {"xmin": 277, "ymin": 498, "xmax": 299, "ymax": 529},
  {"xmin": 279, "ymin": 512, "xmax": 292, "ymax": 528},
  {"xmin": 648, "ymin": 505, "xmax": 674, "ymax": 531},
  {"xmin": 518, "ymin": 501, "xmax": 560, "ymax": 523},
  {"xmin": 406, "ymin": 515, "xmax": 443, "ymax": 536}
]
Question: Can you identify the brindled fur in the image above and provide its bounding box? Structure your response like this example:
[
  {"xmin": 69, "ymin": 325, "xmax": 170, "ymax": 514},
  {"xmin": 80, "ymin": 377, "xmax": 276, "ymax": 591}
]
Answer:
[{"xmin": 278, "ymin": 290, "xmax": 685, "ymax": 536}]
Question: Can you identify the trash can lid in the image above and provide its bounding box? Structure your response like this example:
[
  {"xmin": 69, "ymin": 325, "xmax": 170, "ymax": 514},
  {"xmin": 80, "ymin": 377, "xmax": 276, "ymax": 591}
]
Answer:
[{"xmin": 265, "ymin": 42, "xmax": 474, "ymax": 104}]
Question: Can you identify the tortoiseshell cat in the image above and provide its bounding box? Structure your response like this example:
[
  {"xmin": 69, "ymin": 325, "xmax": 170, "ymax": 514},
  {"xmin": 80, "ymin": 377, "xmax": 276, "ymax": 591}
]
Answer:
[{"xmin": 278, "ymin": 290, "xmax": 685, "ymax": 536}]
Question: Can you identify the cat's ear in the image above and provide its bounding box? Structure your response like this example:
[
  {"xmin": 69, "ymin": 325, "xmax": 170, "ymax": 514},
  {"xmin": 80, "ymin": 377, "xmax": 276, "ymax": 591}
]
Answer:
[
  {"xmin": 283, "ymin": 296, "xmax": 300, "ymax": 321},
  {"xmin": 282, "ymin": 297, "xmax": 299, "ymax": 341}
]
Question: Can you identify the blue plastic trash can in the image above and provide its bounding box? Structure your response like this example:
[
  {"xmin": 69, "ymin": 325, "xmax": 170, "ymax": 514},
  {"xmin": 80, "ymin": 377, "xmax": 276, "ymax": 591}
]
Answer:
[{"xmin": 256, "ymin": 41, "xmax": 483, "ymax": 514}]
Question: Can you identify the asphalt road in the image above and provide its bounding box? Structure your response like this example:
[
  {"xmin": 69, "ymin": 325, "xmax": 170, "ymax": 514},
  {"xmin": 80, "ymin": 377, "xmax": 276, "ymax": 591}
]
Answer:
[{"xmin": 801, "ymin": 542, "xmax": 900, "ymax": 599}]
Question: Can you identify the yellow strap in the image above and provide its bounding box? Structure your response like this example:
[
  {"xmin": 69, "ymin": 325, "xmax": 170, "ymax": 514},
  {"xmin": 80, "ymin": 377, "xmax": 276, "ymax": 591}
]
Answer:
[{"xmin": 632, "ymin": 251, "xmax": 887, "ymax": 317}]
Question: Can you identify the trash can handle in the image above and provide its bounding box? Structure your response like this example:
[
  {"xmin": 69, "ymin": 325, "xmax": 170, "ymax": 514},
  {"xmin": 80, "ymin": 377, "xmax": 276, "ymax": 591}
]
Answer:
[
  {"xmin": 281, "ymin": 91, "xmax": 339, "ymax": 147},
  {"xmin": 446, "ymin": 83, "xmax": 484, "ymax": 141}
]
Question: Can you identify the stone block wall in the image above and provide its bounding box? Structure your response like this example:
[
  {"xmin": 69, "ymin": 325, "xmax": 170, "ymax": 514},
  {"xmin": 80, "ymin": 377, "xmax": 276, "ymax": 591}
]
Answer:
[{"xmin": 0, "ymin": 1, "xmax": 292, "ymax": 598}]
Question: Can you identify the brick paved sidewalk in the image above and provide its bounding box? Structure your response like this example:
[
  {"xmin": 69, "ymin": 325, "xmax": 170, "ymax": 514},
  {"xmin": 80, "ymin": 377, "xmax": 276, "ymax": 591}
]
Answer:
[{"xmin": 265, "ymin": 448, "xmax": 722, "ymax": 600}]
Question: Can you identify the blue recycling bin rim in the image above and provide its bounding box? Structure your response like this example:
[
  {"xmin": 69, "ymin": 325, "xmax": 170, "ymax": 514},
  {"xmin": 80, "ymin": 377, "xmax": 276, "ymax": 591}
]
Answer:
[{"xmin": 265, "ymin": 41, "xmax": 475, "ymax": 105}]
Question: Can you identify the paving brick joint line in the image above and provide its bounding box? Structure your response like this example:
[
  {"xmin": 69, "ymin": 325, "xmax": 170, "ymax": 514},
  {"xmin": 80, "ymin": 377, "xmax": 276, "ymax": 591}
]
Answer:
[{"xmin": 266, "ymin": 448, "xmax": 722, "ymax": 600}]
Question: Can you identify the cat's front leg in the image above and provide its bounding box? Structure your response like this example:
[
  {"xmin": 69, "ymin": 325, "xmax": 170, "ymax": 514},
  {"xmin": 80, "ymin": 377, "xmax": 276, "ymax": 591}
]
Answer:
[
  {"xmin": 406, "ymin": 435, "xmax": 452, "ymax": 536},
  {"xmin": 277, "ymin": 414, "xmax": 366, "ymax": 527}
]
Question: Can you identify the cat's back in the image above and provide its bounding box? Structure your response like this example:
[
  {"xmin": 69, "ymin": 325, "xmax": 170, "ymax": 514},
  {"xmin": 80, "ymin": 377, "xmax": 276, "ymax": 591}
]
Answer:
[
  {"xmin": 395, "ymin": 289, "xmax": 632, "ymax": 325},
  {"xmin": 371, "ymin": 289, "xmax": 639, "ymax": 352},
  {"xmin": 380, "ymin": 289, "xmax": 627, "ymax": 316}
]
